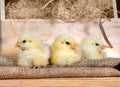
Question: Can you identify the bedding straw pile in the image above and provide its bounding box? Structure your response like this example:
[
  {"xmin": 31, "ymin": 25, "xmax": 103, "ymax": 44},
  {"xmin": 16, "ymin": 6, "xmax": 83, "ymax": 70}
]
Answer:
[{"xmin": 5, "ymin": 0, "xmax": 113, "ymax": 20}]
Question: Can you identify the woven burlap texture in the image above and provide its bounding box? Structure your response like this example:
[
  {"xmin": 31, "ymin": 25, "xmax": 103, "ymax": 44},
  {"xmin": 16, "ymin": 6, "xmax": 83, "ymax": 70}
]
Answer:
[{"xmin": 0, "ymin": 54, "xmax": 120, "ymax": 79}]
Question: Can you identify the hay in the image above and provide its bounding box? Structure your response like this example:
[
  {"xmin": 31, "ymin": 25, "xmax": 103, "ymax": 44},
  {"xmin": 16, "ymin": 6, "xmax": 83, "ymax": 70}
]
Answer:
[{"xmin": 5, "ymin": 0, "xmax": 113, "ymax": 20}]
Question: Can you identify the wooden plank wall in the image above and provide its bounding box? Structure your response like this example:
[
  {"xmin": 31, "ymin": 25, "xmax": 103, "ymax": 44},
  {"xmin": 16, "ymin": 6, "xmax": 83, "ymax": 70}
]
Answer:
[
  {"xmin": 0, "ymin": 0, "xmax": 5, "ymax": 20},
  {"xmin": 1, "ymin": 19, "xmax": 120, "ymax": 59},
  {"xmin": 112, "ymin": 0, "xmax": 118, "ymax": 19}
]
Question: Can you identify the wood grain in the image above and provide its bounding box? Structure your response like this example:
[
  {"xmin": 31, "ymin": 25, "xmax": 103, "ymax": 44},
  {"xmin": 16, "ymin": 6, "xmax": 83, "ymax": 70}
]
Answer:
[{"xmin": 0, "ymin": 77, "xmax": 120, "ymax": 87}]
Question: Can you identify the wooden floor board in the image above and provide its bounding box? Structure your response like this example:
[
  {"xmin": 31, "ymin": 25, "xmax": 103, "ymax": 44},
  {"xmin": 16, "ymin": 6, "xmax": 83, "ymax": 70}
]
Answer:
[{"xmin": 0, "ymin": 77, "xmax": 120, "ymax": 87}]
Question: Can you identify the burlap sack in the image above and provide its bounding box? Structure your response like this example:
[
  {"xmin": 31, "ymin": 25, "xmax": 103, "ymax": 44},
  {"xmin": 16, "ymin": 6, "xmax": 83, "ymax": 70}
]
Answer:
[
  {"xmin": 0, "ymin": 66, "xmax": 119, "ymax": 79},
  {"xmin": 0, "ymin": 54, "xmax": 120, "ymax": 79}
]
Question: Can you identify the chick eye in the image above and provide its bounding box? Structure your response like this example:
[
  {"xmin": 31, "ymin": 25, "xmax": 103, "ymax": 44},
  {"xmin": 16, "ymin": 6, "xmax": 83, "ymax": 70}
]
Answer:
[
  {"xmin": 95, "ymin": 43, "xmax": 99, "ymax": 46},
  {"xmin": 22, "ymin": 40, "xmax": 26, "ymax": 43},
  {"xmin": 65, "ymin": 41, "xmax": 70, "ymax": 45}
]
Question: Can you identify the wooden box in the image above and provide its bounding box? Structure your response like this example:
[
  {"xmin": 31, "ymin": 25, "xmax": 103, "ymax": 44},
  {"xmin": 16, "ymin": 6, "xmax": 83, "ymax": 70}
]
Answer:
[{"xmin": 1, "ymin": 0, "xmax": 120, "ymax": 86}]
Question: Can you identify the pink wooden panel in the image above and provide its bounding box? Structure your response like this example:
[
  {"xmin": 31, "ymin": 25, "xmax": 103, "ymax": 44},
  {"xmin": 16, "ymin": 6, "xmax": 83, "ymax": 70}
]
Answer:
[{"xmin": 1, "ymin": 19, "xmax": 120, "ymax": 59}]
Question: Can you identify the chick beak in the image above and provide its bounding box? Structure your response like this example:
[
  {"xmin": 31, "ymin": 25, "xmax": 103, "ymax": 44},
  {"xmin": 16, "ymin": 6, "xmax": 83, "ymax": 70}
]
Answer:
[
  {"xmin": 15, "ymin": 42, "xmax": 21, "ymax": 47},
  {"xmin": 100, "ymin": 45, "xmax": 105, "ymax": 49},
  {"xmin": 71, "ymin": 44, "xmax": 77, "ymax": 50}
]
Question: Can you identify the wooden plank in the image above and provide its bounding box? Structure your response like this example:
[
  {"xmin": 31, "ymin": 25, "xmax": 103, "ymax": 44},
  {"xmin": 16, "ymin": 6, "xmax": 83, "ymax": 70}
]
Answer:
[
  {"xmin": 0, "ymin": 0, "xmax": 5, "ymax": 20},
  {"xmin": 1, "ymin": 19, "xmax": 120, "ymax": 58},
  {"xmin": 112, "ymin": 0, "xmax": 118, "ymax": 19},
  {"xmin": 0, "ymin": 78, "xmax": 120, "ymax": 87}
]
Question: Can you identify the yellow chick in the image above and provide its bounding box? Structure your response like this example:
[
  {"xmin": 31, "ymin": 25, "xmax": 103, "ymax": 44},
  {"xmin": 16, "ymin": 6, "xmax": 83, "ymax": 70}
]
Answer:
[
  {"xmin": 15, "ymin": 32, "xmax": 50, "ymax": 68},
  {"xmin": 80, "ymin": 36, "xmax": 105, "ymax": 60},
  {"xmin": 50, "ymin": 34, "xmax": 81, "ymax": 66}
]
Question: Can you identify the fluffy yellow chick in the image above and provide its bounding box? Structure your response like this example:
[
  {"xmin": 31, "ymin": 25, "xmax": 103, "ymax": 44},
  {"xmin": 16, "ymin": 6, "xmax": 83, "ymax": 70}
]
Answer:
[
  {"xmin": 15, "ymin": 32, "xmax": 50, "ymax": 68},
  {"xmin": 50, "ymin": 35, "xmax": 81, "ymax": 66},
  {"xmin": 80, "ymin": 36, "xmax": 106, "ymax": 60}
]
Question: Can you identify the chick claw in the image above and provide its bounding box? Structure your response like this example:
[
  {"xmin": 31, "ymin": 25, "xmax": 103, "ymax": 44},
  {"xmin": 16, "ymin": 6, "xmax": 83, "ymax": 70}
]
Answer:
[{"xmin": 32, "ymin": 66, "xmax": 45, "ymax": 69}]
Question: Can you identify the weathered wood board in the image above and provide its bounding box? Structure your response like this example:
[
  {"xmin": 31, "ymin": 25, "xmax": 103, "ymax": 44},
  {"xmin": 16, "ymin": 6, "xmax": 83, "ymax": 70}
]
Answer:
[
  {"xmin": 1, "ymin": 78, "xmax": 120, "ymax": 87},
  {"xmin": 1, "ymin": 19, "xmax": 120, "ymax": 59}
]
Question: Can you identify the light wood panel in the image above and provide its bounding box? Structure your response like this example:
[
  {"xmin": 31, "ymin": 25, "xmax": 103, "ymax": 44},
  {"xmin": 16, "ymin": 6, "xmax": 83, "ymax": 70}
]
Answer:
[
  {"xmin": 0, "ymin": 0, "xmax": 5, "ymax": 20},
  {"xmin": 0, "ymin": 77, "xmax": 120, "ymax": 87},
  {"xmin": 1, "ymin": 19, "xmax": 120, "ymax": 58},
  {"xmin": 112, "ymin": 0, "xmax": 118, "ymax": 19}
]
